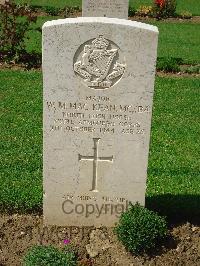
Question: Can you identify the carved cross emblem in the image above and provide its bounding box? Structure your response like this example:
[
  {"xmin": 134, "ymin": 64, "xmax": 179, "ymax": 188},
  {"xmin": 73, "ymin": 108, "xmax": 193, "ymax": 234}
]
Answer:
[{"xmin": 78, "ymin": 138, "xmax": 113, "ymax": 192}]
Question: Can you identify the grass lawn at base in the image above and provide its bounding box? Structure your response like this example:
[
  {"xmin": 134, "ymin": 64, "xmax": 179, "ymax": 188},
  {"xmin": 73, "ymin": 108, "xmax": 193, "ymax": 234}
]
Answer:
[
  {"xmin": 0, "ymin": 70, "xmax": 199, "ymax": 222},
  {"xmin": 15, "ymin": 0, "xmax": 200, "ymax": 16},
  {"xmin": 147, "ymin": 77, "xmax": 200, "ymax": 222},
  {"xmin": 0, "ymin": 70, "xmax": 42, "ymax": 212}
]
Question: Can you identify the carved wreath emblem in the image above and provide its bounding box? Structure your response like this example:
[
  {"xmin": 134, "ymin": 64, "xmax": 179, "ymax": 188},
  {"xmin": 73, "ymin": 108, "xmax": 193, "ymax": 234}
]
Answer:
[{"xmin": 74, "ymin": 35, "xmax": 126, "ymax": 89}]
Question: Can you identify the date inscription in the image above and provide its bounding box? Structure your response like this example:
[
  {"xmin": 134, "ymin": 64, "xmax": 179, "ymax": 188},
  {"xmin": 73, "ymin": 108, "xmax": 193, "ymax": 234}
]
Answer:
[{"xmin": 46, "ymin": 95, "xmax": 151, "ymax": 136}]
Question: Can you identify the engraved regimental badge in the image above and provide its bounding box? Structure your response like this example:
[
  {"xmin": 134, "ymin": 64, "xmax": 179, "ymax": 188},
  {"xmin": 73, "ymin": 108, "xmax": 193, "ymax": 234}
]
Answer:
[{"xmin": 74, "ymin": 35, "xmax": 126, "ymax": 89}]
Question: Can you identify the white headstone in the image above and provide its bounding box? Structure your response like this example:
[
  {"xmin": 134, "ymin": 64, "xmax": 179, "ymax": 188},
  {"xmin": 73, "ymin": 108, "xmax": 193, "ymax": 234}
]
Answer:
[
  {"xmin": 82, "ymin": 0, "xmax": 129, "ymax": 19},
  {"xmin": 43, "ymin": 17, "xmax": 158, "ymax": 227}
]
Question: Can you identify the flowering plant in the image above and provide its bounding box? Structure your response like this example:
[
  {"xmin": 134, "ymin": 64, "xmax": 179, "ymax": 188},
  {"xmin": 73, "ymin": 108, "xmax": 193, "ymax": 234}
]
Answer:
[
  {"xmin": 155, "ymin": 0, "xmax": 166, "ymax": 8},
  {"xmin": 153, "ymin": 0, "xmax": 176, "ymax": 18}
]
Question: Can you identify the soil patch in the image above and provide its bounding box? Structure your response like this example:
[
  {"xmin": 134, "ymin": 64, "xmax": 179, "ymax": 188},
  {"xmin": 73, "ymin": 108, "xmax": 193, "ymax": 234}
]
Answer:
[
  {"xmin": 0, "ymin": 62, "xmax": 41, "ymax": 71},
  {"xmin": 129, "ymin": 15, "xmax": 200, "ymax": 23},
  {"xmin": 32, "ymin": 10, "xmax": 82, "ymax": 18},
  {"xmin": 0, "ymin": 214, "xmax": 199, "ymax": 266},
  {"xmin": 157, "ymin": 71, "xmax": 200, "ymax": 78}
]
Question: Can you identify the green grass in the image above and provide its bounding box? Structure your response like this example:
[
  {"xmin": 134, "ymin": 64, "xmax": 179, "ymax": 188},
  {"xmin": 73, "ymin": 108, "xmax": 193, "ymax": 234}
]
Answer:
[
  {"xmin": 0, "ymin": 70, "xmax": 199, "ymax": 222},
  {"xmin": 0, "ymin": 70, "xmax": 42, "ymax": 212},
  {"xmin": 152, "ymin": 21, "xmax": 200, "ymax": 64},
  {"xmin": 15, "ymin": 0, "xmax": 200, "ymax": 16},
  {"xmin": 147, "ymin": 76, "xmax": 200, "ymax": 222},
  {"xmin": 23, "ymin": 245, "xmax": 77, "ymax": 266},
  {"xmin": 26, "ymin": 16, "xmax": 54, "ymax": 54},
  {"xmin": 16, "ymin": 0, "xmax": 81, "ymax": 8}
]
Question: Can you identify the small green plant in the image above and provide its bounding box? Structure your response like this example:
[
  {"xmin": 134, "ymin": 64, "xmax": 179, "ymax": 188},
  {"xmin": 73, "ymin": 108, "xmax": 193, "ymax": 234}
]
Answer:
[
  {"xmin": 23, "ymin": 245, "xmax": 77, "ymax": 266},
  {"xmin": 157, "ymin": 57, "xmax": 183, "ymax": 72},
  {"xmin": 128, "ymin": 6, "xmax": 136, "ymax": 17},
  {"xmin": 115, "ymin": 203, "xmax": 168, "ymax": 254},
  {"xmin": 44, "ymin": 6, "xmax": 60, "ymax": 16},
  {"xmin": 184, "ymin": 65, "xmax": 200, "ymax": 74},
  {"xmin": 64, "ymin": 6, "xmax": 81, "ymax": 18},
  {"xmin": 179, "ymin": 10, "xmax": 192, "ymax": 19},
  {"xmin": 28, "ymin": 5, "xmax": 40, "ymax": 13},
  {"xmin": 18, "ymin": 51, "xmax": 42, "ymax": 69}
]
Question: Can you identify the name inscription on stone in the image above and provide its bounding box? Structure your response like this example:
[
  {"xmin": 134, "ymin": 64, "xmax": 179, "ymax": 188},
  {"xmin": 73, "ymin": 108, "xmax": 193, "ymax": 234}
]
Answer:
[{"xmin": 46, "ymin": 96, "xmax": 151, "ymax": 136}]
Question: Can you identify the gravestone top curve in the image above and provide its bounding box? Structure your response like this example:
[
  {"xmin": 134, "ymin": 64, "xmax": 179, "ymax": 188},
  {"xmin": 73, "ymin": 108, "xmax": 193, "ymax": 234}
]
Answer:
[{"xmin": 43, "ymin": 17, "xmax": 158, "ymax": 33}]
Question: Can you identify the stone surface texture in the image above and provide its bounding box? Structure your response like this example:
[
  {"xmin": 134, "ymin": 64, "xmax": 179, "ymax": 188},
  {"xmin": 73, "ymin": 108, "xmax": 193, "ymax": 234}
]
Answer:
[
  {"xmin": 82, "ymin": 0, "xmax": 129, "ymax": 19},
  {"xmin": 43, "ymin": 17, "xmax": 158, "ymax": 227}
]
